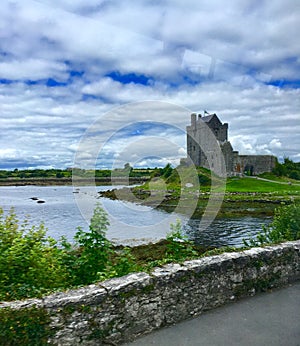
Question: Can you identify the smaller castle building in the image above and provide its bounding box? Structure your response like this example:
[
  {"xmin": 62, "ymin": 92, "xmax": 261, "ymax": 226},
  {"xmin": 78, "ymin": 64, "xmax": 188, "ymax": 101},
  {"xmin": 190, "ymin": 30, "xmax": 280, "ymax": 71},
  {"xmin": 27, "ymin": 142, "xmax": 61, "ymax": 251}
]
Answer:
[{"xmin": 186, "ymin": 113, "xmax": 276, "ymax": 176}]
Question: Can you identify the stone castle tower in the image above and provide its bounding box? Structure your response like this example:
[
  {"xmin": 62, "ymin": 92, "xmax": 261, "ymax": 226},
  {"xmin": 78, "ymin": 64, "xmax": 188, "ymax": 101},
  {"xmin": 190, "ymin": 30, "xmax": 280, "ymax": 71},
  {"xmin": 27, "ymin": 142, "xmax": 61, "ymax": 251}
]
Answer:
[{"xmin": 186, "ymin": 113, "xmax": 276, "ymax": 176}]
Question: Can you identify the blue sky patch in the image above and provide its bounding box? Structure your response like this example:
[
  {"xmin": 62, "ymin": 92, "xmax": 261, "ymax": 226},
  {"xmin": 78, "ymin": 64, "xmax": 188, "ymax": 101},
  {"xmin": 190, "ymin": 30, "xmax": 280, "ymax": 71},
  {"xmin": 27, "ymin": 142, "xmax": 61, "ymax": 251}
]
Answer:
[{"xmin": 106, "ymin": 71, "xmax": 151, "ymax": 85}]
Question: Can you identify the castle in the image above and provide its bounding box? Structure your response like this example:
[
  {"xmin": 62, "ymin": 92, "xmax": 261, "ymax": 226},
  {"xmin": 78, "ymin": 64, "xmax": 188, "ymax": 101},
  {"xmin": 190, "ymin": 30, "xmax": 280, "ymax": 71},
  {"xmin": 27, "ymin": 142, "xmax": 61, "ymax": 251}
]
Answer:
[{"xmin": 186, "ymin": 113, "xmax": 276, "ymax": 176}]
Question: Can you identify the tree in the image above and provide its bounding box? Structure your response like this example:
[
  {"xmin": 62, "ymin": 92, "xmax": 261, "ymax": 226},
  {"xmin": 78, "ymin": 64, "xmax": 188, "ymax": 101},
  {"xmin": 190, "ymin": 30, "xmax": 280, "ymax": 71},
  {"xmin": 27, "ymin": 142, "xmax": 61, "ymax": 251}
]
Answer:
[
  {"xmin": 161, "ymin": 163, "xmax": 173, "ymax": 179},
  {"xmin": 71, "ymin": 203, "xmax": 112, "ymax": 285}
]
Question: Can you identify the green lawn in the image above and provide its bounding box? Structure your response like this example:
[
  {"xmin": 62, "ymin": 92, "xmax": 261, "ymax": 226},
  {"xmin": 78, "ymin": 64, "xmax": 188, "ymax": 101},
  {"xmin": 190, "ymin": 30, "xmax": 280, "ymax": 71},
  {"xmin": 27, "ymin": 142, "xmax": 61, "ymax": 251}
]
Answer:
[
  {"xmin": 258, "ymin": 172, "xmax": 300, "ymax": 183},
  {"xmin": 226, "ymin": 177, "xmax": 300, "ymax": 193}
]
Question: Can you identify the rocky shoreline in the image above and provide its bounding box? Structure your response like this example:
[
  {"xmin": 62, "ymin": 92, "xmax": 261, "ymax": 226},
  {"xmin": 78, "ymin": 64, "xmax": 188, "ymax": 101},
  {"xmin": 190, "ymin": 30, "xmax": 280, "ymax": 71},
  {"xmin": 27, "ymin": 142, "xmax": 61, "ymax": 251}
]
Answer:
[{"xmin": 99, "ymin": 187, "xmax": 292, "ymax": 217}]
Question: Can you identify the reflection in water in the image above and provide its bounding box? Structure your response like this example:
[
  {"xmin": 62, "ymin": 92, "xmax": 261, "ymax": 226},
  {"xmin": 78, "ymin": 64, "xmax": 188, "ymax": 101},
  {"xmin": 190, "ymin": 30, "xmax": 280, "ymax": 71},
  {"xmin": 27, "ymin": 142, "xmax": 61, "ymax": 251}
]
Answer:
[{"xmin": 185, "ymin": 217, "xmax": 272, "ymax": 247}]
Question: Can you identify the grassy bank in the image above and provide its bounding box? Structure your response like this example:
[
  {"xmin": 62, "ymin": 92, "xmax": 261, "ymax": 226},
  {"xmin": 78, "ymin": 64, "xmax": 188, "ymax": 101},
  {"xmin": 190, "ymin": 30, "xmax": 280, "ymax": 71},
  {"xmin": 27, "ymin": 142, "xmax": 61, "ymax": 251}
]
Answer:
[{"xmin": 99, "ymin": 168, "xmax": 300, "ymax": 218}]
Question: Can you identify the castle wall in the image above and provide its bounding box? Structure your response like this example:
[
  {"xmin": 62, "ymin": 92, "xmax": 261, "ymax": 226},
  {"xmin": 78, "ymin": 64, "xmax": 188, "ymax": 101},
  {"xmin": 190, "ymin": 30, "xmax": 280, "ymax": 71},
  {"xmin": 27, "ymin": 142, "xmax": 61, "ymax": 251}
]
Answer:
[
  {"xmin": 220, "ymin": 141, "xmax": 234, "ymax": 174},
  {"xmin": 237, "ymin": 155, "xmax": 277, "ymax": 175},
  {"xmin": 206, "ymin": 117, "xmax": 228, "ymax": 142},
  {"xmin": 187, "ymin": 131, "xmax": 201, "ymax": 166}
]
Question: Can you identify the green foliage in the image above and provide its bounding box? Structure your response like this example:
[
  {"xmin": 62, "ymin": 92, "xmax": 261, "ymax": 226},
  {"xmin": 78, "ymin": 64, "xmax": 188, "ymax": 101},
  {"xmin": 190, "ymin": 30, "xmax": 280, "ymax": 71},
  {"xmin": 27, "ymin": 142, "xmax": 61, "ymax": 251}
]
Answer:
[
  {"xmin": 68, "ymin": 203, "xmax": 113, "ymax": 285},
  {"xmin": 57, "ymin": 204, "xmax": 140, "ymax": 285},
  {"xmin": 55, "ymin": 171, "xmax": 64, "ymax": 178},
  {"xmin": 0, "ymin": 171, "xmax": 9, "ymax": 179},
  {"xmin": 150, "ymin": 167, "xmax": 161, "ymax": 178},
  {"xmin": 108, "ymin": 247, "xmax": 140, "ymax": 278},
  {"xmin": 94, "ymin": 169, "xmax": 111, "ymax": 177},
  {"xmin": 0, "ymin": 168, "xmax": 73, "ymax": 179},
  {"xmin": 0, "ymin": 203, "xmax": 140, "ymax": 301},
  {"xmin": 165, "ymin": 220, "xmax": 198, "ymax": 261},
  {"xmin": 226, "ymin": 176, "xmax": 300, "ymax": 193},
  {"xmin": 161, "ymin": 163, "xmax": 173, "ymax": 179},
  {"xmin": 243, "ymin": 203, "xmax": 300, "ymax": 246},
  {"xmin": 272, "ymin": 157, "xmax": 300, "ymax": 180},
  {"xmin": 289, "ymin": 170, "xmax": 300, "ymax": 180},
  {"xmin": 165, "ymin": 169, "xmax": 180, "ymax": 184},
  {"xmin": 0, "ymin": 167, "xmax": 153, "ymax": 180},
  {"xmin": 0, "ymin": 208, "xmax": 68, "ymax": 301},
  {"xmin": 0, "ymin": 306, "xmax": 53, "ymax": 346},
  {"xmin": 148, "ymin": 164, "xmax": 212, "ymax": 190},
  {"xmin": 198, "ymin": 173, "xmax": 211, "ymax": 185},
  {"xmin": 130, "ymin": 168, "xmax": 153, "ymax": 178},
  {"xmin": 2, "ymin": 200, "xmax": 299, "ymax": 303},
  {"xmin": 112, "ymin": 163, "xmax": 133, "ymax": 177}
]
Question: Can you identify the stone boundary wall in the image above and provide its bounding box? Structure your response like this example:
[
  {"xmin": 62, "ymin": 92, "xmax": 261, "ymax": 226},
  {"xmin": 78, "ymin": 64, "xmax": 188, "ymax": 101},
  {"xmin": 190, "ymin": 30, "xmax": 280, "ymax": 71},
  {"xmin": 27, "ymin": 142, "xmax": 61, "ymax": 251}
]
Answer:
[{"xmin": 1, "ymin": 241, "xmax": 300, "ymax": 345}]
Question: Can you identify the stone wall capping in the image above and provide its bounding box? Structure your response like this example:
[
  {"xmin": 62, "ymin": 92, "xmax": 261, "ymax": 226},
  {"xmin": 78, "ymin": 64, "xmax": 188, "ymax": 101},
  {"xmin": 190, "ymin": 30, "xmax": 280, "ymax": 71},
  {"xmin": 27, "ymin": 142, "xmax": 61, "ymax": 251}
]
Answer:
[
  {"xmin": 101, "ymin": 272, "xmax": 152, "ymax": 293},
  {"xmin": 151, "ymin": 263, "xmax": 186, "ymax": 277}
]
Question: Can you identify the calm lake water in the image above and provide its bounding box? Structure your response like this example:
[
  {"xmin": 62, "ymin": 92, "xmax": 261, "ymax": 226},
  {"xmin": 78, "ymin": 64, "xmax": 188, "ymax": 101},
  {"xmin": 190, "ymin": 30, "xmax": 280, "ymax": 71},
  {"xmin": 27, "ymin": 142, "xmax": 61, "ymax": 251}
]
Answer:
[{"xmin": 0, "ymin": 185, "xmax": 270, "ymax": 247}]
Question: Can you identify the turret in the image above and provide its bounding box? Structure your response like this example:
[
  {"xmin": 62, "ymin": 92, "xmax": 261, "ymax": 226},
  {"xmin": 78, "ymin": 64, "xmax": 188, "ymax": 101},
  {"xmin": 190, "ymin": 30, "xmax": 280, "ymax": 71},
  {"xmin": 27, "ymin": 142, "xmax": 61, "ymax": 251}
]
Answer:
[{"xmin": 191, "ymin": 113, "xmax": 197, "ymax": 127}]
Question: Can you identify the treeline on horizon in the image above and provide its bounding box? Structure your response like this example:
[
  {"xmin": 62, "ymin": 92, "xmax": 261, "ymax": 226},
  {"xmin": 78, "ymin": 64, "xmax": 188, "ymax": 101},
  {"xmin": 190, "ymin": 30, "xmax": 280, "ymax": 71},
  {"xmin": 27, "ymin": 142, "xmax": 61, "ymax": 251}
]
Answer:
[
  {"xmin": 0, "ymin": 165, "xmax": 154, "ymax": 180},
  {"xmin": 0, "ymin": 157, "xmax": 299, "ymax": 181}
]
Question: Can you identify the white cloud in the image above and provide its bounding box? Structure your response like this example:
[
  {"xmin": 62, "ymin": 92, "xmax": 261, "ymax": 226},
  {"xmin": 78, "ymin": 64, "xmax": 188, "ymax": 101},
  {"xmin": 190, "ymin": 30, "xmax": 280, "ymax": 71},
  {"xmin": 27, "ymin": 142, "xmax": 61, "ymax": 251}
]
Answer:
[
  {"xmin": 0, "ymin": 148, "xmax": 18, "ymax": 159},
  {"xmin": 0, "ymin": 59, "xmax": 67, "ymax": 81},
  {"xmin": 0, "ymin": 0, "xmax": 299, "ymax": 169},
  {"xmin": 269, "ymin": 139, "xmax": 282, "ymax": 149}
]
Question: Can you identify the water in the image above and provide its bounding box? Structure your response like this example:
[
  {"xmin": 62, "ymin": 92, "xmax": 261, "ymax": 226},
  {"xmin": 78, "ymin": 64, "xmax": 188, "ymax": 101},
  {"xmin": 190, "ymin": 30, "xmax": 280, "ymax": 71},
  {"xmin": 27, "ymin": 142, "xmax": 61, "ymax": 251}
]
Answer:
[
  {"xmin": 0, "ymin": 185, "xmax": 180, "ymax": 244},
  {"xmin": 185, "ymin": 217, "xmax": 271, "ymax": 248},
  {"xmin": 0, "ymin": 185, "xmax": 270, "ymax": 247}
]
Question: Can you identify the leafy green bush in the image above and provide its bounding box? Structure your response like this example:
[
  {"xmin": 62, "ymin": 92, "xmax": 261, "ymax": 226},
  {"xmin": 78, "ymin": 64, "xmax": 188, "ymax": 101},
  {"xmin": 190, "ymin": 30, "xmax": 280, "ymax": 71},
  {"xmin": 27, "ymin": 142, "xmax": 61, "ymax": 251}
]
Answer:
[
  {"xmin": 165, "ymin": 220, "xmax": 197, "ymax": 261},
  {"xmin": 272, "ymin": 157, "xmax": 300, "ymax": 180},
  {"xmin": 0, "ymin": 208, "xmax": 68, "ymax": 301},
  {"xmin": 69, "ymin": 203, "xmax": 113, "ymax": 285},
  {"xmin": 109, "ymin": 247, "xmax": 140, "ymax": 278},
  {"xmin": 198, "ymin": 173, "xmax": 211, "ymax": 185},
  {"xmin": 244, "ymin": 203, "xmax": 300, "ymax": 246},
  {"xmin": 0, "ymin": 306, "xmax": 53, "ymax": 346},
  {"xmin": 0, "ymin": 204, "xmax": 140, "ymax": 301}
]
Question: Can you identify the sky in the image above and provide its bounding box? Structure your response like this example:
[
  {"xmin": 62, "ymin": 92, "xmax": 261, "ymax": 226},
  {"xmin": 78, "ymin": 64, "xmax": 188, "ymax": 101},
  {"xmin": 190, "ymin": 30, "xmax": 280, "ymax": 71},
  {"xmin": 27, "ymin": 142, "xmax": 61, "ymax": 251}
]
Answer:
[{"xmin": 0, "ymin": 0, "xmax": 300, "ymax": 170}]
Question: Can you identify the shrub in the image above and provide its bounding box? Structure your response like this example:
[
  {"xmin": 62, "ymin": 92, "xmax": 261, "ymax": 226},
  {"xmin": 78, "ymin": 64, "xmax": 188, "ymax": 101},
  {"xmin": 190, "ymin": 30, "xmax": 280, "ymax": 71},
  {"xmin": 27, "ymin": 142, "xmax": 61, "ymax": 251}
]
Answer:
[
  {"xmin": 198, "ymin": 173, "xmax": 211, "ymax": 185},
  {"xmin": 0, "ymin": 203, "xmax": 138, "ymax": 300},
  {"xmin": 109, "ymin": 247, "xmax": 140, "ymax": 278},
  {"xmin": 161, "ymin": 163, "xmax": 173, "ymax": 179},
  {"xmin": 243, "ymin": 203, "xmax": 300, "ymax": 246},
  {"xmin": 0, "ymin": 208, "xmax": 68, "ymax": 301},
  {"xmin": 70, "ymin": 203, "xmax": 113, "ymax": 285},
  {"xmin": 0, "ymin": 306, "xmax": 53, "ymax": 346},
  {"xmin": 165, "ymin": 219, "xmax": 197, "ymax": 261}
]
